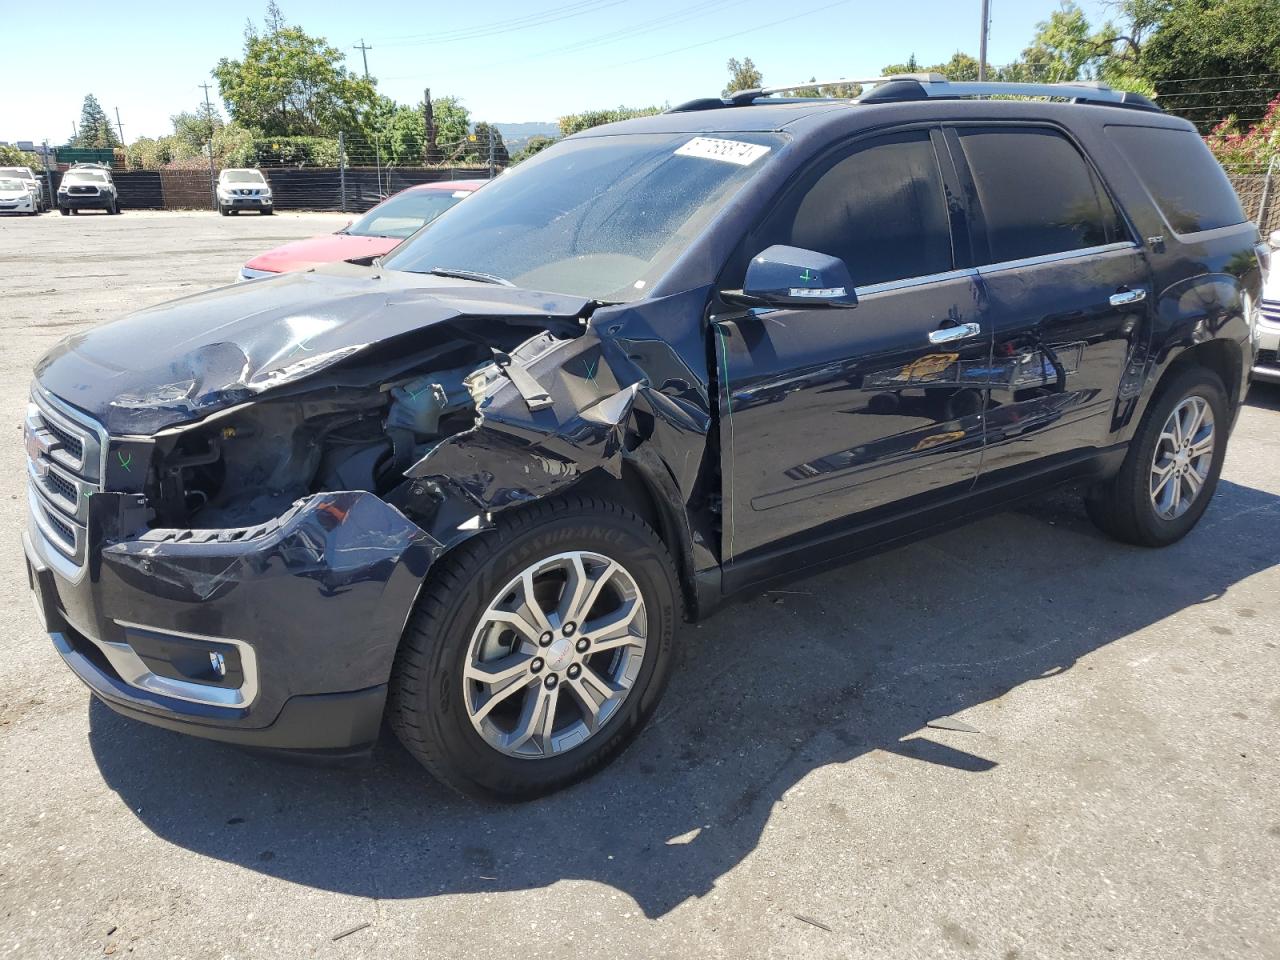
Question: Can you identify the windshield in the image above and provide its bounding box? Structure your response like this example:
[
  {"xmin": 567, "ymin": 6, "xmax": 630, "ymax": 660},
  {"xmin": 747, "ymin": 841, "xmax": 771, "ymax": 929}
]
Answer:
[
  {"xmin": 383, "ymin": 132, "xmax": 784, "ymax": 301},
  {"xmin": 0, "ymin": 178, "xmax": 26, "ymax": 190},
  {"xmin": 66, "ymin": 171, "xmax": 106, "ymax": 183},
  {"xmin": 222, "ymin": 170, "xmax": 265, "ymax": 184},
  {"xmin": 0, "ymin": 168, "xmax": 33, "ymax": 180},
  {"xmin": 347, "ymin": 189, "xmax": 471, "ymax": 239}
]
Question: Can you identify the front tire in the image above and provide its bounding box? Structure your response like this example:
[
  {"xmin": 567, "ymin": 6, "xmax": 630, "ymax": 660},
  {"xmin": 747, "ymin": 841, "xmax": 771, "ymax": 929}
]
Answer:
[
  {"xmin": 389, "ymin": 496, "xmax": 680, "ymax": 801},
  {"xmin": 1086, "ymin": 366, "xmax": 1229, "ymax": 546}
]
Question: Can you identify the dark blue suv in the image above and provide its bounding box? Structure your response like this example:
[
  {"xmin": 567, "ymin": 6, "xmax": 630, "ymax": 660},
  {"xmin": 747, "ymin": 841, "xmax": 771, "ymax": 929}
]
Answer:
[{"xmin": 24, "ymin": 76, "xmax": 1262, "ymax": 798}]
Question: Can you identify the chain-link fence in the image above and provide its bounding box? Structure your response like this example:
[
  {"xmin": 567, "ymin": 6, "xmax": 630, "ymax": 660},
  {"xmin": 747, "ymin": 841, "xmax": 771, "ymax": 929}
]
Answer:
[
  {"xmin": 48, "ymin": 127, "xmax": 509, "ymax": 212},
  {"xmin": 1224, "ymin": 160, "xmax": 1279, "ymax": 236}
]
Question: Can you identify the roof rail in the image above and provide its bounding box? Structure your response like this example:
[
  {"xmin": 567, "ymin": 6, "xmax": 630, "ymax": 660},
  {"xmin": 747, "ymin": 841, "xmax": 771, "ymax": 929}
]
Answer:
[{"xmin": 668, "ymin": 74, "xmax": 1161, "ymax": 114}]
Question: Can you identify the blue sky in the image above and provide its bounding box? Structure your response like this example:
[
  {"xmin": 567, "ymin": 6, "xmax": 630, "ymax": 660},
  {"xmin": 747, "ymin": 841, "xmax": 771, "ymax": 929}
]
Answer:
[{"xmin": 5, "ymin": 0, "xmax": 1112, "ymax": 144}]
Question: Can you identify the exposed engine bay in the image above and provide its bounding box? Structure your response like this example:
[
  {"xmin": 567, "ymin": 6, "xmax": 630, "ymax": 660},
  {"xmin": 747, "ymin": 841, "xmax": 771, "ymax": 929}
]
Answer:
[{"xmin": 145, "ymin": 332, "xmax": 564, "ymax": 530}]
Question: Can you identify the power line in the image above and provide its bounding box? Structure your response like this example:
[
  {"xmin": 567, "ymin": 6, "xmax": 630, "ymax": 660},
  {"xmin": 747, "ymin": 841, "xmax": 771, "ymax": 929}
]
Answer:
[
  {"xmin": 611, "ymin": 0, "xmax": 853, "ymax": 68},
  {"xmin": 375, "ymin": 0, "xmax": 625, "ymax": 48},
  {"xmin": 481, "ymin": 0, "xmax": 746, "ymax": 69}
]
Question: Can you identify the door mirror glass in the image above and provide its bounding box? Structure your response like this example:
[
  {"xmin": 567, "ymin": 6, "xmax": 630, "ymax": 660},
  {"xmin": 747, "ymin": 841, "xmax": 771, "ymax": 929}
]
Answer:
[{"xmin": 724, "ymin": 244, "xmax": 858, "ymax": 308}]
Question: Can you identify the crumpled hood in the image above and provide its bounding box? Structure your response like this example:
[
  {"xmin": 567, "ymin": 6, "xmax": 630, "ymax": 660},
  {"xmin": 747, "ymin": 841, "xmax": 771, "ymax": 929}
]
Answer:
[
  {"xmin": 244, "ymin": 233, "xmax": 401, "ymax": 274},
  {"xmin": 35, "ymin": 264, "xmax": 590, "ymax": 436}
]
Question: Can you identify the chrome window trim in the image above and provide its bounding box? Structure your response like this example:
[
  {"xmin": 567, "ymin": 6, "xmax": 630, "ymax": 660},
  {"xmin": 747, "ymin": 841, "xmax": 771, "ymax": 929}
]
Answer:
[
  {"xmin": 112, "ymin": 620, "xmax": 261, "ymax": 709},
  {"xmin": 976, "ymin": 241, "xmax": 1138, "ymax": 277},
  {"xmin": 856, "ymin": 266, "xmax": 980, "ymax": 297}
]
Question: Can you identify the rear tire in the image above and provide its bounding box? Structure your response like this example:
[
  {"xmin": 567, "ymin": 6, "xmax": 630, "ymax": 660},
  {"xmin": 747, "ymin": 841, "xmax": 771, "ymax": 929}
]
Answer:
[
  {"xmin": 388, "ymin": 496, "xmax": 680, "ymax": 801},
  {"xmin": 1086, "ymin": 366, "xmax": 1229, "ymax": 547}
]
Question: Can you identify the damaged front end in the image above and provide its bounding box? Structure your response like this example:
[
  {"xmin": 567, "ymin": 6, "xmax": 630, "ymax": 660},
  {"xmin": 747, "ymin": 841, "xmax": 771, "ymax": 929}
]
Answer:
[{"xmin": 26, "ymin": 268, "xmax": 718, "ymax": 751}]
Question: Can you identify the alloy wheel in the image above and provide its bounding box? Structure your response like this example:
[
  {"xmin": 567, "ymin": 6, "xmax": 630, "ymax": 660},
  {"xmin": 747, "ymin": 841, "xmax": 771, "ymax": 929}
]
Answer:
[
  {"xmin": 463, "ymin": 551, "xmax": 647, "ymax": 759},
  {"xmin": 1150, "ymin": 395, "xmax": 1215, "ymax": 521}
]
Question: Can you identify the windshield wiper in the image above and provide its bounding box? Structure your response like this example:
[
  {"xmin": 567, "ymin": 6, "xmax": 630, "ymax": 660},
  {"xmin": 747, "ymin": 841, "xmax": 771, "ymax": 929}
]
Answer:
[{"xmin": 426, "ymin": 267, "xmax": 515, "ymax": 286}]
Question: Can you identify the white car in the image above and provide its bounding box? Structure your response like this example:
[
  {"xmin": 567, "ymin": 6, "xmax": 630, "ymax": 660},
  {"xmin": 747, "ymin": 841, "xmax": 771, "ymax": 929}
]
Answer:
[
  {"xmin": 0, "ymin": 176, "xmax": 37, "ymax": 215},
  {"xmin": 217, "ymin": 168, "xmax": 273, "ymax": 216},
  {"xmin": 1257, "ymin": 230, "xmax": 1280, "ymax": 384},
  {"xmin": 0, "ymin": 166, "xmax": 46, "ymax": 212}
]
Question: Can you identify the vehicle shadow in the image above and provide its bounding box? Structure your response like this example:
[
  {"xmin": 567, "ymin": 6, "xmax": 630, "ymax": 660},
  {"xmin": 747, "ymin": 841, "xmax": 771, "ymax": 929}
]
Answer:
[{"xmin": 87, "ymin": 478, "xmax": 1280, "ymax": 918}]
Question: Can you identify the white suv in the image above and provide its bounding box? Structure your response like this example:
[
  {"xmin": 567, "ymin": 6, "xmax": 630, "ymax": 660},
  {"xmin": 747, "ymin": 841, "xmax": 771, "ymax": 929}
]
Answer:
[
  {"xmin": 1257, "ymin": 230, "xmax": 1280, "ymax": 384},
  {"xmin": 217, "ymin": 168, "xmax": 273, "ymax": 216}
]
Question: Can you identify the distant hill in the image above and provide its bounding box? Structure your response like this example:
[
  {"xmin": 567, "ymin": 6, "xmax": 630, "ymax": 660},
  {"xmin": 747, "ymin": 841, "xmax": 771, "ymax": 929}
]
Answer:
[{"xmin": 492, "ymin": 121, "xmax": 559, "ymax": 142}]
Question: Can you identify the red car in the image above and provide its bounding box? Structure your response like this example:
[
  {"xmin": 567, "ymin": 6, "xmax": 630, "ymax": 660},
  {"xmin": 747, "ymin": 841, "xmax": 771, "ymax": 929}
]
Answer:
[{"xmin": 238, "ymin": 180, "xmax": 486, "ymax": 280}]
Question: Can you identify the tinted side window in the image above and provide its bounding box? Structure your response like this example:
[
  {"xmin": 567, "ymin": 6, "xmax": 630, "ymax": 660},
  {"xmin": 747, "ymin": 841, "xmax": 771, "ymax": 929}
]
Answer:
[
  {"xmin": 957, "ymin": 127, "xmax": 1123, "ymax": 263},
  {"xmin": 755, "ymin": 131, "xmax": 953, "ymax": 288},
  {"xmin": 1107, "ymin": 125, "xmax": 1246, "ymax": 234}
]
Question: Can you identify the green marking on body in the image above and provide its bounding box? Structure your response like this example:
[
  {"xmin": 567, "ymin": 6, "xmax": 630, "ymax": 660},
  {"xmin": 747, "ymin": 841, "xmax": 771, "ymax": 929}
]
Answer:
[{"xmin": 117, "ymin": 451, "xmax": 132, "ymax": 472}]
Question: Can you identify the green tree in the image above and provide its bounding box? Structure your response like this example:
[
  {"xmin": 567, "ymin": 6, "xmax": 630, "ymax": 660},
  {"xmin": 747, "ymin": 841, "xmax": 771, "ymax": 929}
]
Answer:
[
  {"xmin": 171, "ymin": 106, "xmax": 224, "ymax": 155},
  {"xmin": 558, "ymin": 106, "xmax": 663, "ymax": 137},
  {"xmin": 882, "ymin": 51, "xmax": 987, "ymax": 81},
  {"xmin": 1142, "ymin": 0, "xmax": 1280, "ymax": 132},
  {"xmin": 511, "ymin": 135, "xmax": 557, "ymax": 163},
  {"xmin": 723, "ymin": 56, "xmax": 764, "ymax": 96},
  {"xmin": 471, "ymin": 122, "xmax": 509, "ymax": 166},
  {"xmin": 0, "ymin": 144, "xmax": 41, "ymax": 166},
  {"xmin": 213, "ymin": 7, "xmax": 378, "ymax": 136},
  {"xmin": 429, "ymin": 96, "xmax": 473, "ymax": 159},
  {"xmin": 73, "ymin": 94, "xmax": 119, "ymax": 148}
]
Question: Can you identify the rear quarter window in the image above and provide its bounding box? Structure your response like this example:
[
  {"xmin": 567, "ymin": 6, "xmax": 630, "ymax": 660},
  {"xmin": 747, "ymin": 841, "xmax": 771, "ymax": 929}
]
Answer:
[{"xmin": 1106, "ymin": 125, "xmax": 1246, "ymax": 235}]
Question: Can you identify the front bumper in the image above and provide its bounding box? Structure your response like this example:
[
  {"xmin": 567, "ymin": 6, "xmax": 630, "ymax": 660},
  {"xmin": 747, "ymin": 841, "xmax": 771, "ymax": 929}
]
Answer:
[
  {"xmin": 220, "ymin": 195, "xmax": 272, "ymax": 208},
  {"xmin": 58, "ymin": 193, "xmax": 113, "ymax": 210},
  {"xmin": 0, "ymin": 198, "xmax": 35, "ymax": 212},
  {"xmin": 1254, "ymin": 308, "xmax": 1280, "ymax": 384},
  {"xmin": 24, "ymin": 489, "xmax": 440, "ymax": 752}
]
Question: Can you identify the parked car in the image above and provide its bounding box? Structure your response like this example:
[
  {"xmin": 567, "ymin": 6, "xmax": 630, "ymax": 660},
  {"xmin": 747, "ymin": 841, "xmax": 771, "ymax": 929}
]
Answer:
[
  {"xmin": 57, "ymin": 163, "xmax": 119, "ymax": 215},
  {"xmin": 0, "ymin": 176, "xmax": 38, "ymax": 215},
  {"xmin": 218, "ymin": 168, "xmax": 273, "ymax": 216},
  {"xmin": 1254, "ymin": 229, "xmax": 1280, "ymax": 383},
  {"xmin": 0, "ymin": 166, "xmax": 48, "ymax": 212},
  {"xmin": 238, "ymin": 179, "xmax": 486, "ymax": 279},
  {"xmin": 24, "ymin": 76, "xmax": 1261, "ymax": 800}
]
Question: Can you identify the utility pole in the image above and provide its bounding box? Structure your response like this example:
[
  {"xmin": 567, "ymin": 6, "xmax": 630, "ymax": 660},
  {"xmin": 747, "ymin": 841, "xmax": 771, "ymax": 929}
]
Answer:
[
  {"xmin": 488, "ymin": 127, "xmax": 495, "ymax": 179},
  {"xmin": 71, "ymin": 120, "xmax": 78, "ymax": 142},
  {"xmin": 977, "ymin": 0, "xmax": 991, "ymax": 81},
  {"xmin": 338, "ymin": 130, "xmax": 348, "ymax": 214},
  {"xmin": 423, "ymin": 87, "xmax": 439, "ymax": 165},
  {"xmin": 353, "ymin": 38, "xmax": 383, "ymax": 198},
  {"xmin": 199, "ymin": 82, "xmax": 218, "ymax": 210},
  {"xmin": 42, "ymin": 140, "xmax": 54, "ymax": 212},
  {"xmin": 114, "ymin": 107, "xmax": 125, "ymax": 144}
]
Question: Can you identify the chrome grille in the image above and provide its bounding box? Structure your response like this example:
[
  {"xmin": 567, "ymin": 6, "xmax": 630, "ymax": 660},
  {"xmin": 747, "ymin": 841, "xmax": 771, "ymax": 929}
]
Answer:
[
  {"xmin": 1261, "ymin": 299, "xmax": 1280, "ymax": 325},
  {"xmin": 25, "ymin": 389, "xmax": 106, "ymax": 574}
]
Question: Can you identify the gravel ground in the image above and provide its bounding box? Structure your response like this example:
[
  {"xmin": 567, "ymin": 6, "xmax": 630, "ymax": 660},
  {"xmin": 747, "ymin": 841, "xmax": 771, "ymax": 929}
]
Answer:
[{"xmin": 1, "ymin": 211, "xmax": 1278, "ymax": 960}]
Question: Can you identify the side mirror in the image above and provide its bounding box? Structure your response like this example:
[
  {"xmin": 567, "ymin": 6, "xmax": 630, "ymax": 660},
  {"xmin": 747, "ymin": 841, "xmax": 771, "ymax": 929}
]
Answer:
[{"xmin": 722, "ymin": 244, "xmax": 858, "ymax": 309}]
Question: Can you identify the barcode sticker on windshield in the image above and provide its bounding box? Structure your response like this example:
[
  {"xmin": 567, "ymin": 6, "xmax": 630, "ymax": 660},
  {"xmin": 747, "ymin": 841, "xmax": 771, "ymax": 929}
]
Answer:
[{"xmin": 675, "ymin": 137, "xmax": 771, "ymax": 166}]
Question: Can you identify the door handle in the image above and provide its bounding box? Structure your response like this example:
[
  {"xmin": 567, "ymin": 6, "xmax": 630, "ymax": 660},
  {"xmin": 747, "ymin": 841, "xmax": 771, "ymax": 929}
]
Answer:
[
  {"xmin": 1110, "ymin": 287, "xmax": 1147, "ymax": 307},
  {"xmin": 928, "ymin": 322, "xmax": 982, "ymax": 345}
]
